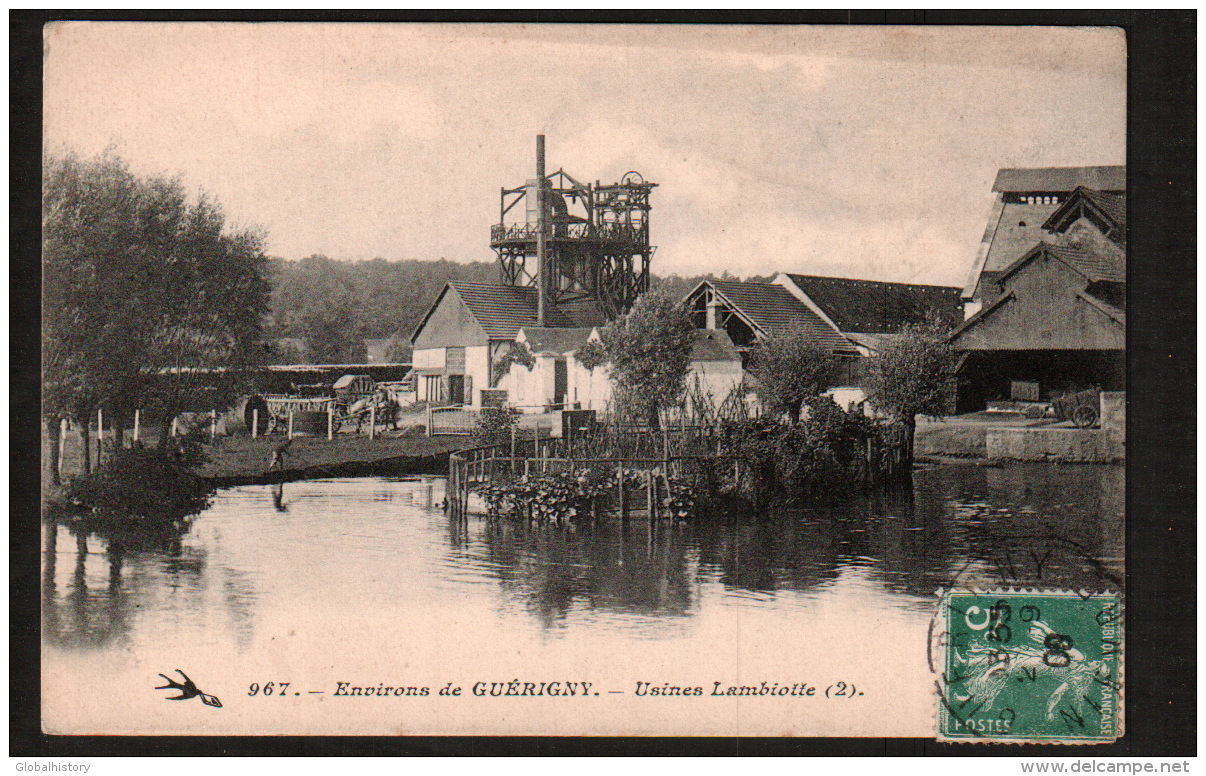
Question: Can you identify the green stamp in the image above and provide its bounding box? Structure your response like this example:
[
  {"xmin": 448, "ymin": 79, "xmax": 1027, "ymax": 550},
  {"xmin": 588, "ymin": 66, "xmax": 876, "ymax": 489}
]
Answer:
[{"xmin": 936, "ymin": 589, "xmax": 1122, "ymax": 743}]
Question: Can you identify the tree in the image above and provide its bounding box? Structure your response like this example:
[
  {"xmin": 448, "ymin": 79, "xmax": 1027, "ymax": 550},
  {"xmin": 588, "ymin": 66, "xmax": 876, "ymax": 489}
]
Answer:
[
  {"xmin": 43, "ymin": 151, "xmax": 271, "ymax": 465},
  {"xmin": 598, "ymin": 287, "xmax": 695, "ymax": 427},
  {"xmin": 300, "ymin": 302, "xmax": 368, "ymax": 364},
  {"xmin": 748, "ymin": 331, "xmax": 843, "ymax": 422},
  {"xmin": 864, "ymin": 318, "xmax": 959, "ymax": 464}
]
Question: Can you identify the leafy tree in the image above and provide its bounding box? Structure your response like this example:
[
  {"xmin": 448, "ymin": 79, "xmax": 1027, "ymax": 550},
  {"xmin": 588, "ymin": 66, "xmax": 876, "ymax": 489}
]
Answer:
[
  {"xmin": 748, "ymin": 330, "xmax": 843, "ymax": 422},
  {"xmin": 598, "ymin": 287, "xmax": 695, "ymax": 427},
  {"xmin": 864, "ymin": 318, "xmax": 959, "ymax": 463},
  {"xmin": 43, "ymin": 151, "xmax": 270, "ymax": 469},
  {"xmin": 300, "ymin": 302, "xmax": 367, "ymax": 364}
]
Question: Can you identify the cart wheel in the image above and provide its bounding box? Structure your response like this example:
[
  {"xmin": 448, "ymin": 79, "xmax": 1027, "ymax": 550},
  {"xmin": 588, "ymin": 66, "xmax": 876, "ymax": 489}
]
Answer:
[
  {"xmin": 331, "ymin": 417, "xmax": 342, "ymax": 433},
  {"xmin": 1072, "ymin": 405, "xmax": 1099, "ymax": 429}
]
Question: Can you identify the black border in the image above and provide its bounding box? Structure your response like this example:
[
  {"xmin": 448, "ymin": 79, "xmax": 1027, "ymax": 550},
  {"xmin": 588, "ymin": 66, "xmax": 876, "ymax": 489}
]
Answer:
[{"xmin": 11, "ymin": 9, "xmax": 1196, "ymax": 757}]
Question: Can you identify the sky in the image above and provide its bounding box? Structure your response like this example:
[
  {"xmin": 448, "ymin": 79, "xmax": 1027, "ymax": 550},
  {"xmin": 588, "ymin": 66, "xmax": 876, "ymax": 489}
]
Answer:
[{"xmin": 43, "ymin": 23, "xmax": 1125, "ymax": 287}]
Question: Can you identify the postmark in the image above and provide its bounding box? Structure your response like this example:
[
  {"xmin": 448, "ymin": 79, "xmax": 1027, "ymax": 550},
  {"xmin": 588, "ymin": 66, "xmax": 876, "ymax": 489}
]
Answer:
[{"xmin": 935, "ymin": 589, "xmax": 1122, "ymax": 743}]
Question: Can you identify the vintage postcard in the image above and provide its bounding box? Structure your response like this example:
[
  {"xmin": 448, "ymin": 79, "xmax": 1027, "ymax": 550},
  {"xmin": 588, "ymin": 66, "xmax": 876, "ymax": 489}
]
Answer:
[{"xmin": 40, "ymin": 23, "xmax": 1125, "ymax": 739}]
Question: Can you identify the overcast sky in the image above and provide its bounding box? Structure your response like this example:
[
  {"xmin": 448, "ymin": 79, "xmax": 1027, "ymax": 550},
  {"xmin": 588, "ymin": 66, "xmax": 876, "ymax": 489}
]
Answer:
[{"xmin": 44, "ymin": 23, "xmax": 1125, "ymax": 287}]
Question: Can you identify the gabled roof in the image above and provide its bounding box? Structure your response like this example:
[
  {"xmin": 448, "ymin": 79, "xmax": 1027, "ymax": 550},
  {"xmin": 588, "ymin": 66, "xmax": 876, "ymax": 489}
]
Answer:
[
  {"xmin": 411, "ymin": 283, "xmax": 606, "ymax": 343},
  {"xmin": 1042, "ymin": 186, "xmax": 1126, "ymax": 238},
  {"xmin": 704, "ymin": 280, "xmax": 855, "ymax": 352},
  {"xmin": 992, "ymin": 166, "xmax": 1125, "ymax": 193},
  {"xmin": 1000, "ymin": 242, "xmax": 1126, "ymax": 286},
  {"xmin": 518, "ymin": 326, "xmax": 595, "ymax": 354},
  {"xmin": 781, "ymin": 274, "xmax": 962, "ymax": 333},
  {"xmin": 690, "ymin": 329, "xmax": 742, "ymax": 362}
]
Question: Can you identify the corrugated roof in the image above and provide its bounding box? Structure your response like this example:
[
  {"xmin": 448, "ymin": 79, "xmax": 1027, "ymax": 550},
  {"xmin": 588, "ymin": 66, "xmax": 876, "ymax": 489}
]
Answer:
[
  {"xmin": 992, "ymin": 166, "xmax": 1125, "ymax": 193},
  {"xmin": 709, "ymin": 280, "xmax": 854, "ymax": 352},
  {"xmin": 448, "ymin": 283, "xmax": 605, "ymax": 340},
  {"xmin": 783, "ymin": 274, "xmax": 962, "ymax": 333},
  {"xmin": 519, "ymin": 326, "xmax": 595, "ymax": 354},
  {"xmin": 690, "ymin": 329, "xmax": 742, "ymax": 362}
]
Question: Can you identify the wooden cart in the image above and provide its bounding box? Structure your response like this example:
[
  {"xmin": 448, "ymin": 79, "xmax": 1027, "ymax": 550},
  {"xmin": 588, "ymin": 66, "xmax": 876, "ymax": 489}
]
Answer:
[{"xmin": 1051, "ymin": 388, "xmax": 1101, "ymax": 429}]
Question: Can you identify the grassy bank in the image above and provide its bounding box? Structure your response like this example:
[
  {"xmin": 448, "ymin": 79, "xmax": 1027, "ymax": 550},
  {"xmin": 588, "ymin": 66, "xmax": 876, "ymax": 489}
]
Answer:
[{"xmin": 45, "ymin": 427, "xmax": 467, "ymax": 492}]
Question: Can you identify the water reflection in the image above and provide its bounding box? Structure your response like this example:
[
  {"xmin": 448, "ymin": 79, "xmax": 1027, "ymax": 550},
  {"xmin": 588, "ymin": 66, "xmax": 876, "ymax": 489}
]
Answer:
[{"xmin": 43, "ymin": 464, "xmax": 1123, "ymax": 651}]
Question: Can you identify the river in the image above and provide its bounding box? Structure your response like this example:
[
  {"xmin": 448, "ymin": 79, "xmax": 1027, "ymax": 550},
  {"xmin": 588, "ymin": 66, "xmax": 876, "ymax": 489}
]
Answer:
[{"xmin": 42, "ymin": 462, "xmax": 1123, "ymax": 736}]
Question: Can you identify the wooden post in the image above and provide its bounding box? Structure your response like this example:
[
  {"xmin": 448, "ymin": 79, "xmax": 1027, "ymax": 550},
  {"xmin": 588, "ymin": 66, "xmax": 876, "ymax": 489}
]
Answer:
[
  {"xmin": 510, "ymin": 424, "xmax": 517, "ymax": 477},
  {"xmin": 211, "ymin": 408, "xmax": 218, "ymax": 439},
  {"xmin": 170, "ymin": 416, "xmax": 178, "ymax": 438},
  {"xmin": 133, "ymin": 410, "xmax": 140, "ymax": 443},
  {"xmin": 617, "ymin": 466, "xmax": 627, "ymax": 521},
  {"xmin": 646, "ymin": 470, "xmax": 655, "ymax": 520},
  {"xmin": 96, "ymin": 407, "xmax": 104, "ymax": 464},
  {"xmin": 426, "ymin": 403, "xmax": 433, "ymax": 437},
  {"xmin": 327, "ymin": 401, "xmax": 334, "ymax": 441},
  {"xmin": 251, "ymin": 408, "xmax": 259, "ymax": 439},
  {"xmin": 287, "ymin": 408, "xmax": 295, "ymax": 440},
  {"xmin": 57, "ymin": 418, "xmax": 67, "ymax": 481},
  {"xmin": 369, "ymin": 404, "xmax": 377, "ymax": 440}
]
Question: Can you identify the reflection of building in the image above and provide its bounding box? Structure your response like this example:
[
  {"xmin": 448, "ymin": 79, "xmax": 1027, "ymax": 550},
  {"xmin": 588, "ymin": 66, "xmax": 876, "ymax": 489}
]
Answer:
[{"xmin": 951, "ymin": 169, "xmax": 1125, "ymax": 410}]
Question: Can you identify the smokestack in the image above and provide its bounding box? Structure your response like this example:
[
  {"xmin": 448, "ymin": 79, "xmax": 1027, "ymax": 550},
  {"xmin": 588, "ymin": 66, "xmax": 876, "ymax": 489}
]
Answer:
[{"xmin": 536, "ymin": 134, "xmax": 548, "ymax": 326}]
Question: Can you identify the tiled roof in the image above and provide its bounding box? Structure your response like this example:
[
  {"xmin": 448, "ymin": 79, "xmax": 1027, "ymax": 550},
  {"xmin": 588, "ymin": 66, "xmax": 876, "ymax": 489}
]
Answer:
[
  {"xmin": 992, "ymin": 166, "xmax": 1125, "ymax": 193},
  {"xmin": 690, "ymin": 329, "xmax": 742, "ymax": 362},
  {"xmin": 519, "ymin": 326, "xmax": 595, "ymax": 354},
  {"xmin": 783, "ymin": 274, "xmax": 962, "ymax": 333},
  {"xmin": 708, "ymin": 280, "xmax": 854, "ymax": 352},
  {"xmin": 1043, "ymin": 244, "xmax": 1126, "ymax": 284},
  {"xmin": 1043, "ymin": 187, "xmax": 1126, "ymax": 235},
  {"xmin": 1001, "ymin": 243, "xmax": 1126, "ymax": 286},
  {"xmin": 450, "ymin": 283, "xmax": 605, "ymax": 340}
]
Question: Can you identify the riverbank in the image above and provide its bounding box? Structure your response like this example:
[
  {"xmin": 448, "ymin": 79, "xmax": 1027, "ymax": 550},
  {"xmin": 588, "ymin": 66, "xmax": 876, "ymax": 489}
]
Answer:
[{"xmin": 44, "ymin": 428, "xmax": 468, "ymax": 493}]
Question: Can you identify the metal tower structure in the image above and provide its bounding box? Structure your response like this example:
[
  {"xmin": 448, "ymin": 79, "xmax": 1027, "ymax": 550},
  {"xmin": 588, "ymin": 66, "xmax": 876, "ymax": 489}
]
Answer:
[{"xmin": 490, "ymin": 136, "xmax": 657, "ymax": 323}]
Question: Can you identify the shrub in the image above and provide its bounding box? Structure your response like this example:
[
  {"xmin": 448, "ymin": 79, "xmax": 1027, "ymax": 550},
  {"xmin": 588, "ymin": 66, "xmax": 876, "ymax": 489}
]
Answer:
[
  {"xmin": 63, "ymin": 446, "xmax": 215, "ymax": 528},
  {"xmin": 472, "ymin": 406, "xmax": 521, "ymax": 446}
]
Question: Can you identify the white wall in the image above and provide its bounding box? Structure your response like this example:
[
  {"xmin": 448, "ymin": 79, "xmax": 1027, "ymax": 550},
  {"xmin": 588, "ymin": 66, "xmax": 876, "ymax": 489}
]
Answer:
[{"xmin": 465, "ymin": 345, "xmax": 490, "ymax": 409}]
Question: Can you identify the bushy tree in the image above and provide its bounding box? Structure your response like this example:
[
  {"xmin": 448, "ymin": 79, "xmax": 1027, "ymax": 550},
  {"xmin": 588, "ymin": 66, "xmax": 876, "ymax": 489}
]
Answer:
[
  {"xmin": 598, "ymin": 287, "xmax": 695, "ymax": 427},
  {"xmin": 865, "ymin": 318, "xmax": 958, "ymax": 462},
  {"xmin": 43, "ymin": 151, "xmax": 270, "ymax": 469},
  {"xmin": 748, "ymin": 330, "xmax": 843, "ymax": 422}
]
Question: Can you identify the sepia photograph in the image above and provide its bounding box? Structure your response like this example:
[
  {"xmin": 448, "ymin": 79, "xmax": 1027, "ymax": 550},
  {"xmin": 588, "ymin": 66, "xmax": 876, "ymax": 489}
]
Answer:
[{"xmin": 28, "ymin": 18, "xmax": 1156, "ymax": 747}]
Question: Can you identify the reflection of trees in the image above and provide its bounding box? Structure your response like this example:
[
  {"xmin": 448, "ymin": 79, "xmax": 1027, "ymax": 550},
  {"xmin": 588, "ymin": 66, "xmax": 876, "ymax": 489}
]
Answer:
[
  {"xmin": 42, "ymin": 519, "xmax": 209, "ymax": 650},
  {"xmin": 469, "ymin": 520, "xmax": 694, "ymax": 628},
  {"xmin": 457, "ymin": 464, "xmax": 1125, "ymax": 626},
  {"xmin": 690, "ymin": 513, "xmax": 845, "ymax": 594}
]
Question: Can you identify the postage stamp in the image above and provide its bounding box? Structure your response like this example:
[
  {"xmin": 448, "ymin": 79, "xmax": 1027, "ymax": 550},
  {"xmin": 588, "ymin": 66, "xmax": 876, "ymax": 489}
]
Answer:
[{"xmin": 936, "ymin": 589, "xmax": 1122, "ymax": 744}]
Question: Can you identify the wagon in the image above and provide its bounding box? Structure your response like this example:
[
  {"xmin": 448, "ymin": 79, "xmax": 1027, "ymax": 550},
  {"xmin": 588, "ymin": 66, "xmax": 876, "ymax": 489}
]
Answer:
[{"xmin": 1051, "ymin": 388, "xmax": 1101, "ymax": 429}]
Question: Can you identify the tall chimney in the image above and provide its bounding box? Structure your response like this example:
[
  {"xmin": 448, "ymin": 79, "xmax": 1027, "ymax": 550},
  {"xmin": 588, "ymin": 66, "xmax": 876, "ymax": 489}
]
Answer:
[{"xmin": 535, "ymin": 135, "xmax": 548, "ymax": 326}]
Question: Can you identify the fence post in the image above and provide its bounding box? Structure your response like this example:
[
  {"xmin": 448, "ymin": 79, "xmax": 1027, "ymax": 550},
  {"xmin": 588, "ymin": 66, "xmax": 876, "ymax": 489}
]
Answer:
[
  {"xmin": 211, "ymin": 408, "xmax": 218, "ymax": 439},
  {"xmin": 251, "ymin": 408, "xmax": 259, "ymax": 439},
  {"xmin": 96, "ymin": 408, "xmax": 104, "ymax": 465},
  {"xmin": 646, "ymin": 469, "xmax": 655, "ymax": 520},
  {"xmin": 171, "ymin": 417, "xmax": 178, "ymax": 438},
  {"xmin": 510, "ymin": 425, "xmax": 517, "ymax": 478},
  {"xmin": 288, "ymin": 408, "xmax": 295, "ymax": 440},
  {"xmin": 618, "ymin": 466, "xmax": 627, "ymax": 521},
  {"xmin": 133, "ymin": 409, "xmax": 140, "ymax": 443},
  {"xmin": 426, "ymin": 404, "xmax": 433, "ymax": 437},
  {"xmin": 369, "ymin": 404, "xmax": 377, "ymax": 440},
  {"xmin": 327, "ymin": 401, "xmax": 334, "ymax": 441},
  {"xmin": 57, "ymin": 419, "xmax": 67, "ymax": 481}
]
